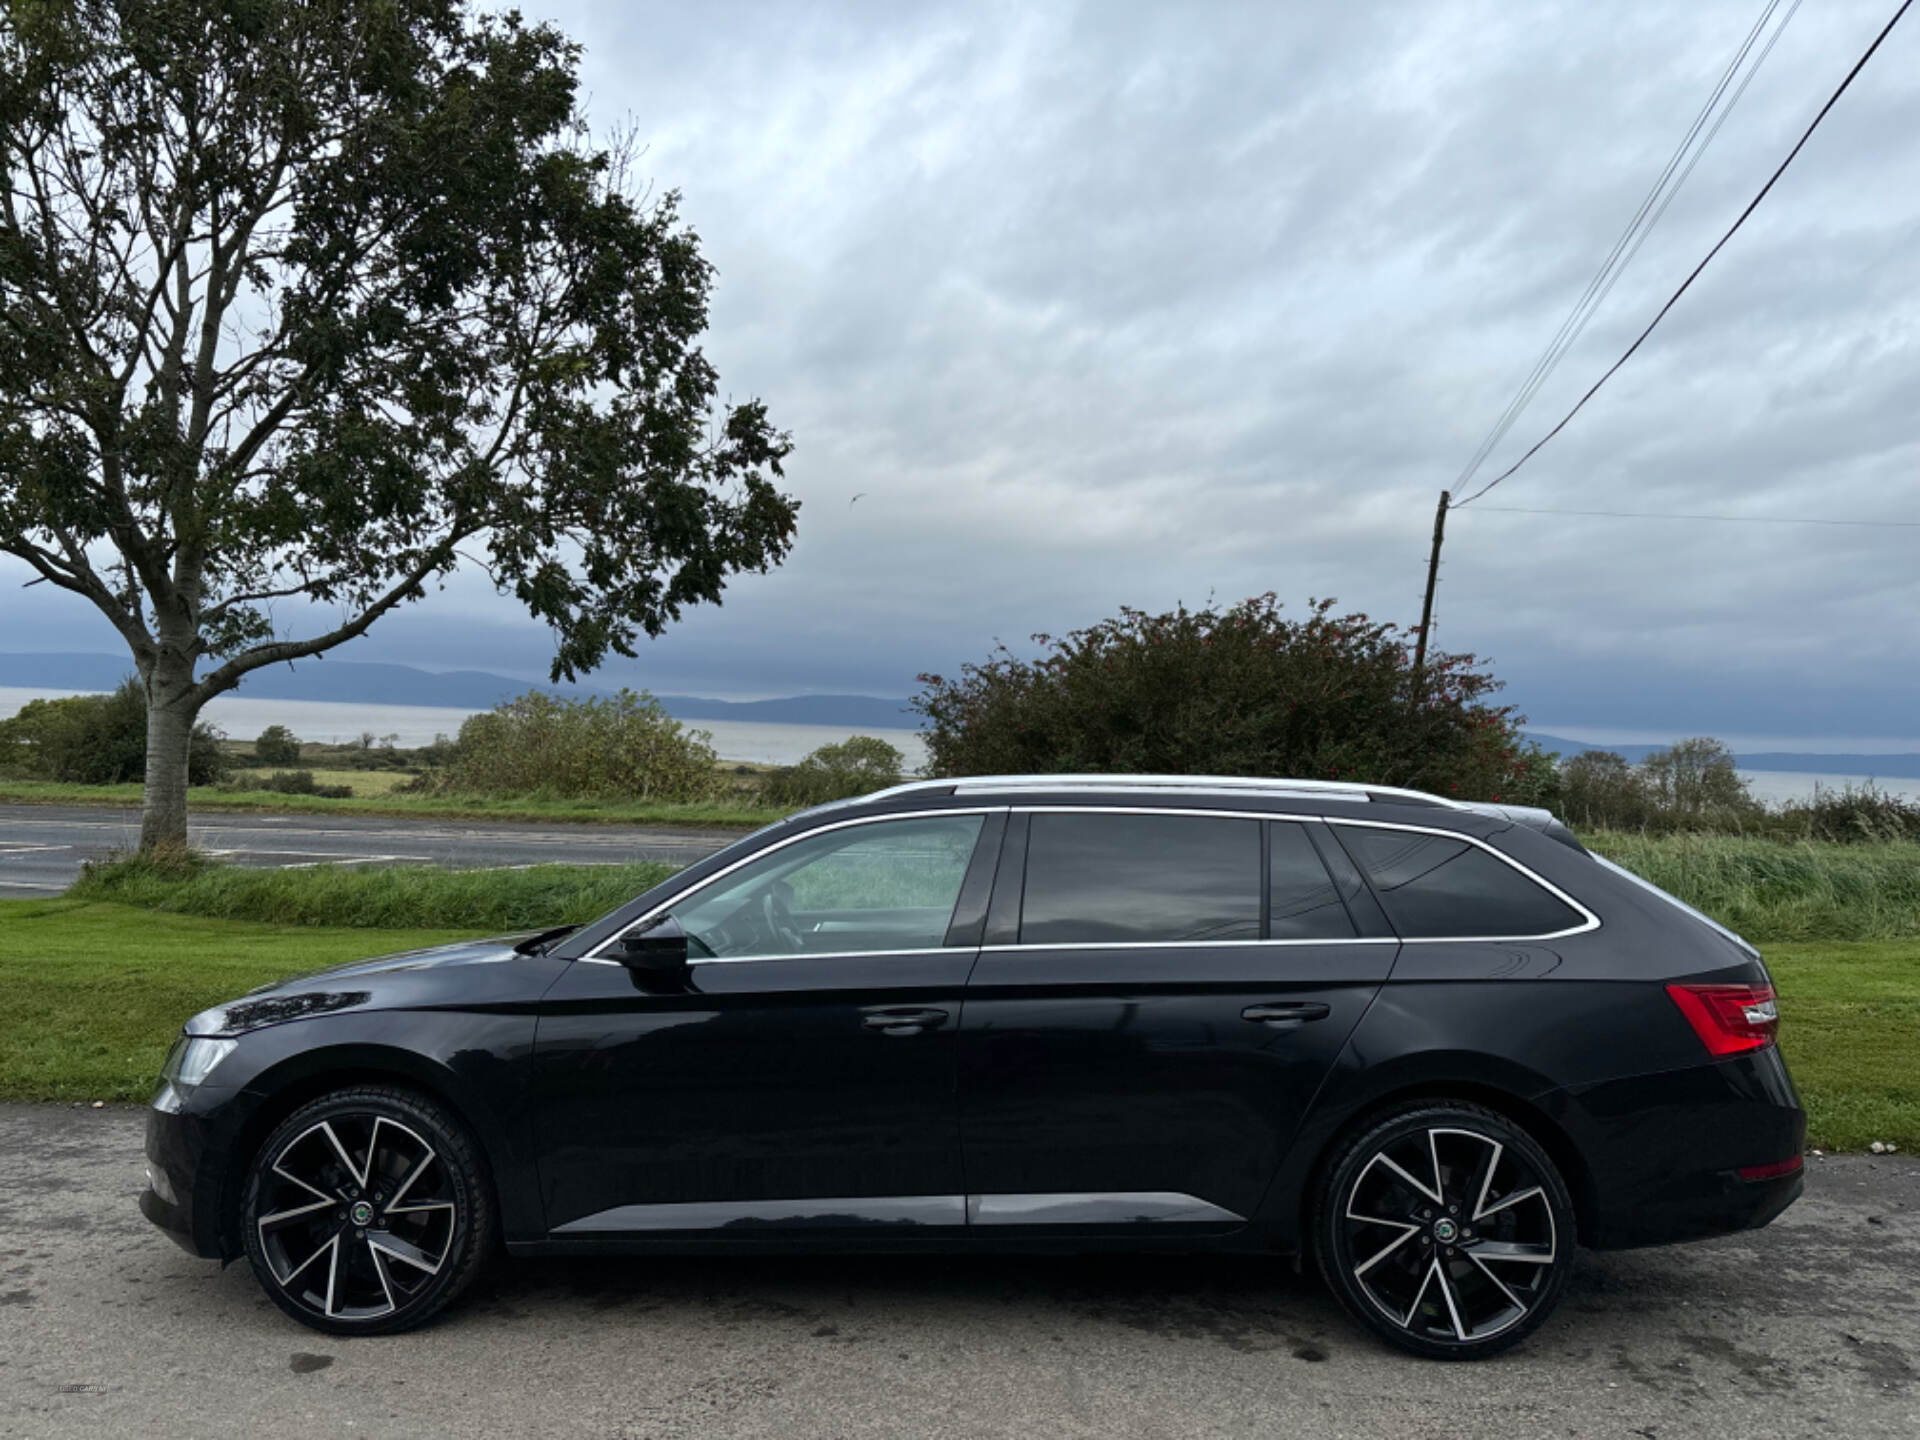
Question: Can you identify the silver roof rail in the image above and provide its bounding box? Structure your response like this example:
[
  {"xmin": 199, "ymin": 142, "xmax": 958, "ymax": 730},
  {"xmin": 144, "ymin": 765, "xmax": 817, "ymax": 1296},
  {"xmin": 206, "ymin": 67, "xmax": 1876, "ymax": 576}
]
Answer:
[{"xmin": 846, "ymin": 774, "xmax": 1471, "ymax": 810}]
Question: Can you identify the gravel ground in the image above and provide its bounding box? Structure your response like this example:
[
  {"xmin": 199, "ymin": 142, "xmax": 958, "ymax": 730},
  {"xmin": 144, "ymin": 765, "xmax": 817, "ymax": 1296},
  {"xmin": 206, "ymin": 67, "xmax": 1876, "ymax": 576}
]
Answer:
[{"xmin": 0, "ymin": 1104, "xmax": 1915, "ymax": 1438}]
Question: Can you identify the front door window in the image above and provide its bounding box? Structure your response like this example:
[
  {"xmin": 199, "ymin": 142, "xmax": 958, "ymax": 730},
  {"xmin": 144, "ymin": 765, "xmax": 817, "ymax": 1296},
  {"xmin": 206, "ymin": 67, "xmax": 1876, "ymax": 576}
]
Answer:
[{"xmin": 669, "ymin": 813, "xmax": 986, "ymax": 960}]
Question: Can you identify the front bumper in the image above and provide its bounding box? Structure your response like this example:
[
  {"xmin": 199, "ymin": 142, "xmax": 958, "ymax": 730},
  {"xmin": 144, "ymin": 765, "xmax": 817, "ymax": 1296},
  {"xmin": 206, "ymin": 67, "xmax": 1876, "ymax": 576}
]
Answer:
[{"xmin": 141, "ymin": 1086, "xmax": 243, "ymax": 1260}]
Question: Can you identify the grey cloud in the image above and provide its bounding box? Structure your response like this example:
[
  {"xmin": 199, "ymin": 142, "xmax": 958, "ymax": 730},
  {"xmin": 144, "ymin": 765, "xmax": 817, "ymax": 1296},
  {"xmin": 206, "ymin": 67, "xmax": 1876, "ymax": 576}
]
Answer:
[{"xmin": 6, "ymin": 0, "xmax": 1917, "ymax": 739}]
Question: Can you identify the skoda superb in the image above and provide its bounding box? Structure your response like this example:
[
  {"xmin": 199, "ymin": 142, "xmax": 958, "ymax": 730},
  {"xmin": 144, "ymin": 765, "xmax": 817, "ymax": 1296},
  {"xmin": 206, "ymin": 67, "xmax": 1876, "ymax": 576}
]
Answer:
[{"xmin": 142, "ymin": 775, "xmax": 1804, "ymax": 1358}]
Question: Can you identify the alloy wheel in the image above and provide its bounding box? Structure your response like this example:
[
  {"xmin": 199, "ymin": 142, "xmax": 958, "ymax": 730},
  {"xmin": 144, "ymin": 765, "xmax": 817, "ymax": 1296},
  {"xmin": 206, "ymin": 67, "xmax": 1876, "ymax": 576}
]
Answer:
[
  {"xmin": 254, "ymin": 1113, "xmax": 458, "ymax": 1324},
  {"xmin": 1342, "ymin": 1125, "xmax": 1559, "ymax": 1346}
]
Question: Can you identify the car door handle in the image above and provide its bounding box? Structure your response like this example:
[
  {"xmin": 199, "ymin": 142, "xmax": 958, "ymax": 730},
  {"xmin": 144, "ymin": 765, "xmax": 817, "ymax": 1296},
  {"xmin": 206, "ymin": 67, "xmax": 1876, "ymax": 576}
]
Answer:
[
  {"xmin": 1242, "ymin": 1002, "xmax": 1332, "ymax": 1028},
  {"xmin": 862, "ymin": 1007, "xmax": 950, "ymax": 1036}
]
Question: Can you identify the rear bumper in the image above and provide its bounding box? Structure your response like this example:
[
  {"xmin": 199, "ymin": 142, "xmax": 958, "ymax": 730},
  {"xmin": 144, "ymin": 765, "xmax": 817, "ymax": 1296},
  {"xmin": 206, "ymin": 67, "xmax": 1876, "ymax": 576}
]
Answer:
[{"xmin": 1558, "ymin": 1044, "xmax": 1807, "ymax": 1250}]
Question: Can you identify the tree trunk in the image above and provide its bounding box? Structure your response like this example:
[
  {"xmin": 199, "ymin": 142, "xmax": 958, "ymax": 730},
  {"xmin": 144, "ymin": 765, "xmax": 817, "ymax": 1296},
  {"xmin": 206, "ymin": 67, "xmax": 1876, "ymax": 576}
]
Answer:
[{"xmin": 138, "ymin": 654, "xmax": 199, "ymax": 853}]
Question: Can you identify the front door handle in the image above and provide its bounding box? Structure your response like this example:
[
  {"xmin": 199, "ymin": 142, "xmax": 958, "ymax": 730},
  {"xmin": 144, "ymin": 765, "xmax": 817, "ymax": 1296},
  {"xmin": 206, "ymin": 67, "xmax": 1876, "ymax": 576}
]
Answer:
[
  {"xmin": 1242, "ymin": 1001, "xmax": 1332, "ymax": 1028},
  {"xmin": 862, "ymin": 1007, "xmax": 950, "ymax": 1036}
]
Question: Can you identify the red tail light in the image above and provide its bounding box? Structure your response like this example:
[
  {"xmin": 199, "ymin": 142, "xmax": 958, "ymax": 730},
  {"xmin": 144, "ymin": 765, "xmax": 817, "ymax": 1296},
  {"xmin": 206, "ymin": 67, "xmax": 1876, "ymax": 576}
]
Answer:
[{"xmin": 1667, "ymin": 983, "xmax": 1779, "ymax": 1057}]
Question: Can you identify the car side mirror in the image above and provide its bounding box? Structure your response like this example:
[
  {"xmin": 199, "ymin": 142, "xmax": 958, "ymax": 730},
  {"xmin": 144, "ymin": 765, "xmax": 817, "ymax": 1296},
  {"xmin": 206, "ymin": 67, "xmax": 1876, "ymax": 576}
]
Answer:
[{"xmin": 614, "ymin": 915, "xmax": 691, "ymax": 978}]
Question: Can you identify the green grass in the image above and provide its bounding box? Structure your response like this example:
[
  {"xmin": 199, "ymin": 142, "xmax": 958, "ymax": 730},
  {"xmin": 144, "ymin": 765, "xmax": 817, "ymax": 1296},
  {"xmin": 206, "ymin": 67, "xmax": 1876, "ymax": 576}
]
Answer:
[
  {"xmin": 0, "ymin": 899, "xmax": 487, "ymax": 1101},
  {"xmin": 0, "ymin": 902, "xmax": 1913, "ymax": 1149},
  {"xmin": 1767, "ymin": 940, "xmax": 1920, "ymax": 1152},
  {"xmin": 0, "ymin": 777, "xmax": 785, "ymax": 828},
  {"xmin": 1585, "ymin": 831, "xmax": 1920, "ymax": 942},
  {"xmin": 69, "ymin": 855, "xmax": 682, "ymax": 930}
]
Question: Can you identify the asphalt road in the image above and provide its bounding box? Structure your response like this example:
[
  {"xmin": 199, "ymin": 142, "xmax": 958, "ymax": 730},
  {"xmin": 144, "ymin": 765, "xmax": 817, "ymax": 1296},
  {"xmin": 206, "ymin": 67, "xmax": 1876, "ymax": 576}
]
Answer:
[
  {"xmin": 0, "ymin": 1106, "xmax": 1913, "ymax": 1438},
  {"xmin": 0, "ymin": 803, "xmax": 738, "ymax": 897}
]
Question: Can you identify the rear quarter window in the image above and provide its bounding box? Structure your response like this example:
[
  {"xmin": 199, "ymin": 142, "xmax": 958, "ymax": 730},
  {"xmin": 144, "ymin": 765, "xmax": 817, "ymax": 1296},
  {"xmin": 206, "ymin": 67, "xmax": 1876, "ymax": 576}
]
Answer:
[{"xmin": 1332, "ymin": 825, "xmax": 1584, "ymax": 939}]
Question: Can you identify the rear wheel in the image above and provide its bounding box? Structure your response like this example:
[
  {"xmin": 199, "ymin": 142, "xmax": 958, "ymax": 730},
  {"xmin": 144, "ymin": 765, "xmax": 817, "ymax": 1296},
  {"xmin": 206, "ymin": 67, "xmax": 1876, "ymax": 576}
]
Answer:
[
  {"xmin": 241, "ymin": 1086, "xmax": 494, "ymax": 1335},
  {"xmin": 1314, "ymin": 1102, "xmax": 1575, "ymax": 1359}
]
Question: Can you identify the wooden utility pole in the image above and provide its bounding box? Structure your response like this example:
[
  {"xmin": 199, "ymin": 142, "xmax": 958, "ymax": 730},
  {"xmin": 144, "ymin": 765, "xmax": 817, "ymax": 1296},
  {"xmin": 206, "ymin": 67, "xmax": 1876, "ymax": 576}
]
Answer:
[{"xmin": 1411, "ymin": 489, "xmax": 1450, "ymax": 700}]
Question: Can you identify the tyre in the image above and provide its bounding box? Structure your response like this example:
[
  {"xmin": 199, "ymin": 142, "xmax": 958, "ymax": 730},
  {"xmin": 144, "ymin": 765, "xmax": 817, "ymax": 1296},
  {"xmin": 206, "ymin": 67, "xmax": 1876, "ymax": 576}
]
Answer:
[
  {"xmin": 241, "ymin": 1086, "xmax": 495, "ymax": 1335},
  {"xmin": 1314, "ymin": 1102, "xmax": 1575, "ymax": 1360}
]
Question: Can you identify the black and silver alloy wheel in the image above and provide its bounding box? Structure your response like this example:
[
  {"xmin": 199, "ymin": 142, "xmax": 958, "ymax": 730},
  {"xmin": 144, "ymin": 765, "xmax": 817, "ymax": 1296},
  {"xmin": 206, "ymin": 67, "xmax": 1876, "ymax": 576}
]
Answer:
[
  {"xmin": 1316, "ymin": 1103, "xmax": 1575, "ymax": 1359},
  {"xmin": 242, "ymin": 1087, "xmax": 493, "ymax": 1335}
]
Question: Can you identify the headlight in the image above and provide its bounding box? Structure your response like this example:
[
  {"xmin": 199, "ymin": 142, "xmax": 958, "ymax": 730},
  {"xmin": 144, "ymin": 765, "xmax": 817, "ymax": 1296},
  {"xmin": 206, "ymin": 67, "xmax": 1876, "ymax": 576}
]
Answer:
[{"xmin": 161, "ymin": 1035, "xmax": 238, "ymax": 1089}]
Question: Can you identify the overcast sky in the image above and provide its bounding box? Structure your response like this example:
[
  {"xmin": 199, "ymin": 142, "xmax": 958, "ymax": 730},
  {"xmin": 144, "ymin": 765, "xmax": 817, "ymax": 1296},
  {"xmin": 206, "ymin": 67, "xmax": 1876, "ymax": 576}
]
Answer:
[{"xmin": 9, "ymin": 0, "xmax": 1919, "ymax": 743}]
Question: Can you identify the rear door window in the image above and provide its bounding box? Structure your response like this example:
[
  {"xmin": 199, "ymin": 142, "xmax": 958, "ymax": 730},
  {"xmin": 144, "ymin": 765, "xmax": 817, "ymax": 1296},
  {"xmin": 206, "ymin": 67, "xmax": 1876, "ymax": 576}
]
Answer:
[
  {"xmin": 1331, "ymin": 825, "xmax": 1583, "ymax": 939},
  {"xmin": 1268, "ymin": 821, "xmax": 1357, "ymax": 939},
  {"xmin": 1021, "ymin": 813, "xmax": 1260, "ymax": 944}
]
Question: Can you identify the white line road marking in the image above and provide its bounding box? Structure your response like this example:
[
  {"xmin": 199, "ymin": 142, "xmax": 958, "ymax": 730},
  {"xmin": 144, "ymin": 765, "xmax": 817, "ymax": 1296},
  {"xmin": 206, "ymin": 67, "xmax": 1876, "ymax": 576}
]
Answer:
[
  {"xmin": 197, "ymin": 847, "xmax": 433, "ymax": 860},
  {"xmin": 272, "ymin": 855, "xmax": 431, "ymax": 869},
  {"xmin": 466, "ymin": 860, "xmax": 624, "ymax": 872},
  {"xmin": 0, "ymin": 844, "xmax": 73, "ymax": 855}
]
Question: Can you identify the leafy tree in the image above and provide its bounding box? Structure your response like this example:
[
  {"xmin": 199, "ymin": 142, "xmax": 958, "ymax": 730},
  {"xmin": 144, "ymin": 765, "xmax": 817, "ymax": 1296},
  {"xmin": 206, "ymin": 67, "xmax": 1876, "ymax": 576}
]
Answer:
[
  {"xmin": 0, "ymin": 677, "xmax": 227, "ymax": 784},
  {"xmin": 763, "ymin": 735, "xmax": 906, "ymax": 808},
  {"xmin": 253, "ymin": 724, "xmax": 301, "ymax": 766},
  {"xmin": 1641, "ymin": 737, "xmax": 1757, "ymax": 818},
  {"xmin": 913, "ymin": 595, "xmax": 1552, "ymax": 804},
  {"xmin": 1557, "ymin": 750, "xmax": 1649, "ymax": 830},
  {"xmin": 0, "ymin": 1, "xmax": 797, "ymax": 850}
]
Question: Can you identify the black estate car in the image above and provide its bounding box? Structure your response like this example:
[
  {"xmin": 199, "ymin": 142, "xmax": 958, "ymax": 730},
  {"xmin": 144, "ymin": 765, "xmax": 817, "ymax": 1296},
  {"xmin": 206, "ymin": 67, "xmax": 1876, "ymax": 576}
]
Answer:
[{"xmin": 142, "ymin": 775, "xmax": 1804, "ymax": 1358}]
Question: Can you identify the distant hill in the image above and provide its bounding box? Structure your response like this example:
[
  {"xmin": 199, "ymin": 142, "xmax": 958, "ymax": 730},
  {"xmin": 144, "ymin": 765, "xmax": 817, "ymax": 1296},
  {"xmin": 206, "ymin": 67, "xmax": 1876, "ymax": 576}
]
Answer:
[
  {"xmin": 0, "ymin": 652, "xmax": 916, "ymax": 731},
  {"xmin": 1526, "ymin": 732, "xmax": 1920, "ymax": 780}
]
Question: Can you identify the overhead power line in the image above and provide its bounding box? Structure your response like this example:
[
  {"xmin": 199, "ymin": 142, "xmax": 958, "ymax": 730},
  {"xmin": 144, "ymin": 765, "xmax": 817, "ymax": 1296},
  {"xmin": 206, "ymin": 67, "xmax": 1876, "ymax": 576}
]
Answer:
[
  {"xmin": 1467, "ymin": 505, "xmax": 1920, "ymax": 528},
  {"xmin": 1455, "ymin": 0, "xmax": 1915, "ymax": 507},
  {"xmin": 1451, "ymin": 0, "xmax": 1801, "ymax": 497}
]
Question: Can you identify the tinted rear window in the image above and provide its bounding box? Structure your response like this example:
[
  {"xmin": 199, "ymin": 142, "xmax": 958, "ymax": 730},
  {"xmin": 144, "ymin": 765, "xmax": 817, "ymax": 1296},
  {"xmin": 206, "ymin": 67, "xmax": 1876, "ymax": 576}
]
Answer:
[
  {"xmin": 1332, "ymin": 826, "xmax": 1582, "ymax": 939},
  {"xmin": 1269, "ymin": 822, "xmax": 1357, "ymax": 939},
  {"xmin": 1022, "ymin": 813, "xmax": 1260, "ymax": 944}
]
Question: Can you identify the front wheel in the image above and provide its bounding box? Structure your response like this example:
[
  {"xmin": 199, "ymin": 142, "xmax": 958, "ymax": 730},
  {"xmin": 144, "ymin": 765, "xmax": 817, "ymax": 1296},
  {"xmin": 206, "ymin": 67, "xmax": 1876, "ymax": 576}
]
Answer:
[
  {"xmin": 241, "ymin": 1086, "xmax": 495, "ymax": 1335},
  {"xmin": 1314, "ymin": 1102, "xmax": 1575, "ymax": 1359}
]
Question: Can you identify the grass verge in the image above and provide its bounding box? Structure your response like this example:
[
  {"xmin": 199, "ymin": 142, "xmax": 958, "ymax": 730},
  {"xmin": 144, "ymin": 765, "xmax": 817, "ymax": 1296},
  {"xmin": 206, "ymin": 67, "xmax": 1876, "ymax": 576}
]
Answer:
[
  {"xmin": 1584, "ymin": 831, "xmax": 1920, "ymax": 942},
  {"xmin": 68, "ymin": 855, "xmax": 682, "ymax": 930},
  {"xmin": 1766, "ymin": 940, "xmax": 1920, "ymax": 1152},
  {"xmin": 0, "ymin": 900, "xmax": 487, "ymax": 1102},
  {"xmin": 0, "ymin": 778, "xmax": 785, "ymax": 828},
  {"xmin": 0, "ymin": 902, "xmax": 1913, "ymax": 1150}
]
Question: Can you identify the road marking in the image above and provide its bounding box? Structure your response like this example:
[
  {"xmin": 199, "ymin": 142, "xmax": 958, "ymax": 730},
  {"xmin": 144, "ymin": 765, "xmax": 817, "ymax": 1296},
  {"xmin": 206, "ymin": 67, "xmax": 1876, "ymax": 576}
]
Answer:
[
  {"xmin": 272, "ymin": 854, "xmax": 431, "ymax": 869},
  {"xmin": 0, "ymin": 844, "xmax": 71, "ymax": 855},
  {"xmin": 466, "ymin": 860, "xmax": 624, "ymax": 872}
]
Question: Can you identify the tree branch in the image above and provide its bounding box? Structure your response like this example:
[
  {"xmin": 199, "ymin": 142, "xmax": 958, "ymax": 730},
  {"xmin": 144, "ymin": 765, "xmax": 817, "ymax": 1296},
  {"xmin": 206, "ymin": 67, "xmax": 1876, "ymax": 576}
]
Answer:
[{"xmin": 189, "ymin": 528, "xmax": 479, "ymax": 705}]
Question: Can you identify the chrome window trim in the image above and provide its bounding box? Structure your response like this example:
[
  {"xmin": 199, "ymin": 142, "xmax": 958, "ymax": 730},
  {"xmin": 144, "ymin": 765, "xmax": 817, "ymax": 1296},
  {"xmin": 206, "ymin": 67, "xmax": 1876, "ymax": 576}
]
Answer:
[
  {"xmin": 582, "ymin": 807, "xmax": 1007, "ymax": 965},
  {"xmin": 581, "ymin": 800, "xmax": 1600, "ymax": 965},
  {"xmin": 980, "ymin": 939, "xmax": 1398, "ymax": 953}
]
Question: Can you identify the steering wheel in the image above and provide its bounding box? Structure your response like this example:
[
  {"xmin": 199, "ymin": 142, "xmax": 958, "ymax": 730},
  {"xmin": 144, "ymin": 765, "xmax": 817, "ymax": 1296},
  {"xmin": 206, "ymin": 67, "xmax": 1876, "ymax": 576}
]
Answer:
[{"xmin": 760, "ymin": 881, "xmax": 806, "ymax": 952}]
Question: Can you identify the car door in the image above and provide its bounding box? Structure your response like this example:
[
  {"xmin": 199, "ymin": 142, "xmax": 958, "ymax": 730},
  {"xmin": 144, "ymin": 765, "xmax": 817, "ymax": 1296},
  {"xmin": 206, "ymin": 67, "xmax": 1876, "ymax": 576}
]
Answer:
[
  {"xmin": 957, "ymin": 809, "xmax": 1396, "ymax": 1230},
  {"xmin": 531, "ymin": 809, "xmax": 1003, "ymax": 1237}
]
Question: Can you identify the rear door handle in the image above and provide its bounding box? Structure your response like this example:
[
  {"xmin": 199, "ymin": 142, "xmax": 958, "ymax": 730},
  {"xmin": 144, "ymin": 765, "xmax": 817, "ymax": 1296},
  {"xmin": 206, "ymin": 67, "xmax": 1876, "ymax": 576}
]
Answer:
[
  {"xmin": 862, "ymin": 1007, "xmax": 950, "ymax": 1036},
  {"xmin": 1242, "ymin": 1002, "xmax": 1332, "ymax": 1028}
]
